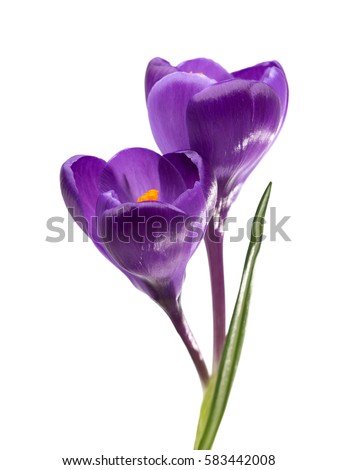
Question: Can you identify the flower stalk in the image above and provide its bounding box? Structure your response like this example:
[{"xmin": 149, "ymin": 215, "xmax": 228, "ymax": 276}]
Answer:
[
  {"xmin": 160, "ymin": 296, "xmax": 209, "ymax": 390},
  {"xmin": 205, "ymin": 216, "xmax": 226, "ymax": 372}
]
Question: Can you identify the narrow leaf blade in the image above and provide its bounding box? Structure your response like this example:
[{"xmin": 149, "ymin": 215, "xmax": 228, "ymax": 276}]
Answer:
[{"xmin": 194, "ymin": 182, "xmax": 272, "ymax": 450}]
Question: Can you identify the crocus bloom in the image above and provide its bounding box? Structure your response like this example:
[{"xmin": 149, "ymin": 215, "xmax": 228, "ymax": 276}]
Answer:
[
  {"xmin": 146, "ymin": 57, "xmax": 288, "ymax": 369},
  {"xmin": 60, "ymin": 147, "xmax": 215, "ymax": 386},
  {"xmin": 146, "ymin": 57, "xmax": 288, "ymax": 225}
]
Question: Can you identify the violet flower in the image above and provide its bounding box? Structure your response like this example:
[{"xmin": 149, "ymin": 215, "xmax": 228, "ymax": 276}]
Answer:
[
  {"xmin": 146, "ymin": 57, "xmax": 288, "ymax": 221},
  {"xmin": 145, "ymin": 57, "xmax": 288, "ymax": 369},
  {"xmin": 60, "ymin": 147, "xmax": 215, "ymax": 387}
]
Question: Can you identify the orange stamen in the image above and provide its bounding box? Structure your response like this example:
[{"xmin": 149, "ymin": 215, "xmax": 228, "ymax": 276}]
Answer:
[{"xmin": 137, "ymin": 189, "xmax": 159, "ymax": 203}]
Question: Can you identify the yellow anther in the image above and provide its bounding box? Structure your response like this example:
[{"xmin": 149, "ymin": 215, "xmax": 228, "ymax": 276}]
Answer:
[
  {"xmin": 189, "ymin": 71, "xmax": 204, "ymax": 75},
  {"xmin": 137, "ymin": 189, "xmax": 159, "ymax": 203}
]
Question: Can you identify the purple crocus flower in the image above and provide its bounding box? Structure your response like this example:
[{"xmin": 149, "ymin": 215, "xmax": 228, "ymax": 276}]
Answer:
[
  {"xmin": 145, "ymin": 57, "xmax": 288, "ymax": 369},
  {"xmin": 60, "ymin": 147, "xmax": 215, "ymax": 387},
  {"xmin": 146, "ymin": 57, "xmax": 288, "ymax": 224}
]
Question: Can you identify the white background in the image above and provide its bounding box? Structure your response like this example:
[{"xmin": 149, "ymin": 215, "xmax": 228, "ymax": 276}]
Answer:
[{"xmin": 1, "ymin": 1, "xmax": 337, "ymax": 468}]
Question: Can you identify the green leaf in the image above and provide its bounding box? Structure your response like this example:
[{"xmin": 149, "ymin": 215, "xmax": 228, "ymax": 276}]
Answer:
[
  {"xmin": 194, "ymin": 373, "xmax": 217, "ymax": 447},
  {"xmin": 194, "ymin": 182, "xmax": 272, "ymax": 450}
]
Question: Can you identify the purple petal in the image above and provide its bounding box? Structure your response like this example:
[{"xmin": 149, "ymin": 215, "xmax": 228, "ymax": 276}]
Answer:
[
  {"xmin": 99, "ymin": 148, "xmax": 161, "ymax": 202},
  {"xmin": 162, "ymin": 151, "xmax": 199, "ymax": 189},
  {"xmin": 163, "ymin": 150, "xmax": 216, "ymax": 214},
  {"xmin": 177, "ymin": 58, "xmax": 232, "ymax": 82},
  {"xmin": 95, "ymin": 190, "xmax": 121, "ymax": 216},
  {"xmin": 60, "ymin": 155, "xmax": 107, "ymax": 251},
  {"xmin": 158, "ymin": 158, "xmax": 188, "ymax": 203},
  {"xmin": 187, "ymin": 79, "xmax": 282, "ymax": 213},
  {"xmin": 147, "ymin": 72, "xmax": 215, "ymax": 154},
  {"xmin": 99, "ymin": 148, "xmax": 187, "ymax": 204},
  {"xmin": 61, "ymin": 157, "xmax": 155, "ymax": 293},
  {"xmin": 232, "ymin": 61, "xmax": 288, "ymax": 128},
  {"xmin": 173, "ymin": 181, "xmax": 206, "ymax": 219},
  {"xmin": 145, "ymin": 57, "xmax": 177, "ymax": 101},
  {"xmin": 98, "ymin": 202, "xmax": 197, "ymax": 300}
]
